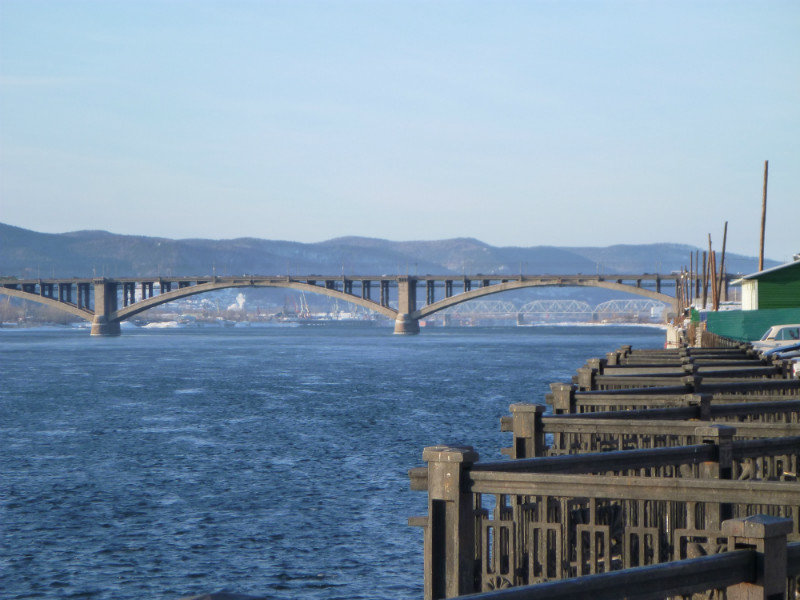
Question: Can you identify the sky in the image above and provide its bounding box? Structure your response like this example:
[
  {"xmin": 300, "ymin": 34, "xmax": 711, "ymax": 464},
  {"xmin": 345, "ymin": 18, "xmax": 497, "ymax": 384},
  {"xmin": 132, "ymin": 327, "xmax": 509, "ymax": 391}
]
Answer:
[{"xmin": 1, "ymin": 1, "xmax": 798, "ymax": 262}]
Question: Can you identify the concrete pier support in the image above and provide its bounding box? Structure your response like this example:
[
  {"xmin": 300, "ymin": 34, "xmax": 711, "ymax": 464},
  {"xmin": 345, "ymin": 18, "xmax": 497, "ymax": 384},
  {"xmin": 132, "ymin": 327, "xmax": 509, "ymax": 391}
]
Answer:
[
  {"xmin": 394, "ymin": 277, "xmax": 420, "ymax": 334},
  {"xmin": 90, "ymin": 279, "xmax": 121, "ymax": 336},
  {"xmin": 394, "ymin": 313, "xmax": 420, "ymax": 335},
  {"xmin": 90, "ymin": 316, "xmax": 121, "ymax": 336}
]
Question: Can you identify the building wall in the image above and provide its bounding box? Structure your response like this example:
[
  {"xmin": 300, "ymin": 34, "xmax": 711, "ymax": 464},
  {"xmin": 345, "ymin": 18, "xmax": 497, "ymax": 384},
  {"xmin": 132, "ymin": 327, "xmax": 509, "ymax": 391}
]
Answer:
[
  {"xmin": 742, "ymin": 280, "xmax": 758, "ymax": 310},
  {"xmin": 756, "ymin": 262, "xmax": 800, "ymax": 309}
]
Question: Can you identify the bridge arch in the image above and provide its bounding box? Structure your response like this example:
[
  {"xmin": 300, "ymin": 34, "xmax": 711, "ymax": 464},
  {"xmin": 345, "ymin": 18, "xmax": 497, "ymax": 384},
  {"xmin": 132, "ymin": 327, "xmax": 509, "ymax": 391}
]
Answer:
[
  {"xmin": 0, "ymin": 286, "xmax": 94, "ymax": 321},
  {"xmin": 414, "ymin": 279, "xmax": 677, "ymax": 320},
  {"xmin": 112, "ymin": 280, "xmax": 398, "ymax": 322}
]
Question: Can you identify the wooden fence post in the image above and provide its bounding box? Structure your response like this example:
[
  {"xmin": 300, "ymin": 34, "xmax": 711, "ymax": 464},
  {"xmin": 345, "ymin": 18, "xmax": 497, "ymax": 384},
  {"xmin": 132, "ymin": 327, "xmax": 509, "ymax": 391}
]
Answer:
[
  {"xmin": 550, "ymin": 383, "xmax": 576, "ymax": 414},
  {"xmin": 683, "ymin": 375, "xmax": 701, "ymax": 393},
  {"xmin": 682, "ymin": 362, "xmax": 698, "ymax": 375},
  {"xmin": 577, "ymin": 366, "xmax": 595, "ymax": 391},
  {"xmin": 423, "ymin": 445, "xmax": 479, "ymax": 600},
  {"xmin": 695, "ymin": 425, "xmax": 734, "ymax": 527},
  {"xmin": 688, "ymin": 393, "xmax": 712, "ymax": 420},
  {"xmin": 509, "ymin": 404, "xmax": 545, "ymax": 458},
  {"xmin": 587, "ymin": 357, "xmax": 607, "ymax": 375},
  {"xmin": 722, "ymin": 515, "xmax": 792, "ymax": 600}
]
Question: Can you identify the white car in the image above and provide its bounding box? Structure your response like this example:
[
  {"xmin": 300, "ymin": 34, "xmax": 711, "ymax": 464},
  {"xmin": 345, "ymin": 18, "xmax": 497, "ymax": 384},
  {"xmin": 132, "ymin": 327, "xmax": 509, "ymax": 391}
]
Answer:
[{"xmin": 752, "ymin": 324, "xmax": 800, "ymax": 351}]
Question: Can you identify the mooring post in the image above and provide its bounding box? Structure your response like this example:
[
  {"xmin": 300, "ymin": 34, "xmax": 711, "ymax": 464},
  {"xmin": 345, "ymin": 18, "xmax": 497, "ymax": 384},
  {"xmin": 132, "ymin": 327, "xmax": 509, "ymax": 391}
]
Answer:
[
  {"xmin": 509, "ymin": 404, "xmax": 545, "ymax": 458},
  {"xmin": 422, "ymin": 445, "xmax": 478, "ymax": 600},
  {"xmin": 722, "ymin": 515, "xmax": 792, "ymax": 600}
]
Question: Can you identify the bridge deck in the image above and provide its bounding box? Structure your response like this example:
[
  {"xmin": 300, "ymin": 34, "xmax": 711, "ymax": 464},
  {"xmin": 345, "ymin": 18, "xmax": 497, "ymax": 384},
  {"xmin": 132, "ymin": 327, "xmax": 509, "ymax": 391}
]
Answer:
[{"xmin": 1, "ymin": 273, "xmax": 682, "ymax": 285}]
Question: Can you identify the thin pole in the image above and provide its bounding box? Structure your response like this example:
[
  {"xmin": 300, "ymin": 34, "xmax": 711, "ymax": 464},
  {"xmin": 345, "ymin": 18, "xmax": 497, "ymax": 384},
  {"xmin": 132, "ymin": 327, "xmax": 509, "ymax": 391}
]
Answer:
[
  {"xmin": 706, "ymin": 234, "xmax": 713, "ymax": 309},
  {"xmin": 695, "ymin": 250, "xmax": 700, "ymax": 299},
  {"xmin": 710, "ymin": 251, "xmax": 719, "ymax": 311},
  {"xmin": 701, "ymin": 250, "xmax": 708, "ymax": 309},
  {"xmin": 689, "ymin": 253, "xmax": 693, "ymax": 305},
  {"xmin": 717, "ymin": 221, "xmax": 728, "ymax": 304},
  {"xmin": 759, "ymin": 160, "xmax": 768, "ymax": 271},
  {"xmin": 684, "ymin": 268, "xmax": 689, "ymax": 307}
]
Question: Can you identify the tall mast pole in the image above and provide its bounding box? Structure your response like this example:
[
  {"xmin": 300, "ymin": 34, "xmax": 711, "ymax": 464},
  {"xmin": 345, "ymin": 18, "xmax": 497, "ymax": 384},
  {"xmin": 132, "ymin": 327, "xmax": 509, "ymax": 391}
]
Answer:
[
  {"xmin": 759, "ymin": 160, "xmax": 768, "ymax": 271},
  {"xmin": 717, "ymin": 221, "xmax": 728, "ymax": 304},
  {"xmin": 701, "ymin": 250, "xmax": 708, "ymax": 309}
]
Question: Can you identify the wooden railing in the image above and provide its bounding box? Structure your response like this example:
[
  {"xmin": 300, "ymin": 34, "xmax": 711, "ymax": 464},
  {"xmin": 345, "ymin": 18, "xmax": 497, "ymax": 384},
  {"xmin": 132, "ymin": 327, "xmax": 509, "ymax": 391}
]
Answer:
[
  {"xmin": 409, "ymin": 342, "xmax": 800, "ymax": 599},
  {"xmin": 454, "ymin": 533, "xmax": 800, "ymax": 600},
  {"xmin": 575, "ymin": 347, "xmax": 794, "ymax": 391},
  {"xmin": 547, "ymin": 381, "xmax": 800, "ymax": 414},
  {"xmin": 499, "ymin": 402, "xmax": 800, "ymax": 457},
  {"xmin": 411, "ymin": 446, "xmax": 800, "ymax": 597}
]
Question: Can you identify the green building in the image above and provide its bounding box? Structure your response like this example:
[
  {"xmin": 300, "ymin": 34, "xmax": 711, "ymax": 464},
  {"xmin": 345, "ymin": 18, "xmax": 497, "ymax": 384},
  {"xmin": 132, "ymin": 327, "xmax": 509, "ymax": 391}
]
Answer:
[
  {"xmin": 706, "ymin": 256, "xmax": 800, "ymax": 341},
  {"xmin": 737, "ymin": 256, "xmax": 800, "ymax": 310}
]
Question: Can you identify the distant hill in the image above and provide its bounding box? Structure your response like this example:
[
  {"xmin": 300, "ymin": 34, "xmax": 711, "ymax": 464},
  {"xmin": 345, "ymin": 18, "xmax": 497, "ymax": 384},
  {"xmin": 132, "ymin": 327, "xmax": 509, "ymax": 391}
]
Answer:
[{"xmin": 0, "ymin": 222, "xmax": 774, "ymax": 280}]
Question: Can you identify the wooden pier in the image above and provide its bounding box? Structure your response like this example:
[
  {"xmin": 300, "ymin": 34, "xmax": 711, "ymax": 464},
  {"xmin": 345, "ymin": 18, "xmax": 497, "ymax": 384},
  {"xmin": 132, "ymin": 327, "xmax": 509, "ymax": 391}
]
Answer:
[{"xmin": 409, "ymin": 342, "xmax": 800, "ymax": 599}]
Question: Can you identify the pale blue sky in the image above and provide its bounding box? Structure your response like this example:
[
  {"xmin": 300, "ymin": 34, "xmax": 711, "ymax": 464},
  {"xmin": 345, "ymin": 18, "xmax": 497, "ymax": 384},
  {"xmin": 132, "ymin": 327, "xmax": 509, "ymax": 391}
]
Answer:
[{"xmin": 1, "ymin": 1, "xmax": 798, "ymax": 261}]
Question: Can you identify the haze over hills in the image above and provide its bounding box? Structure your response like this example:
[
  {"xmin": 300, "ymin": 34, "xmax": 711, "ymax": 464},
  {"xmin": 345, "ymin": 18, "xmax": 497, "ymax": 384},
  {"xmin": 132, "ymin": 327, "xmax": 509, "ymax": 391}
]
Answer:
[{"xmin": 0, "ymin": 222, "xmax": 775, "ymax": 280}]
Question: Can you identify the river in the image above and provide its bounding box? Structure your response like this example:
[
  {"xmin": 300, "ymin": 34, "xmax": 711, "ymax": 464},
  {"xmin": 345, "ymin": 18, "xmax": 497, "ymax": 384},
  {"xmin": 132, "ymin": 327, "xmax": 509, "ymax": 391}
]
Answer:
[{"xmin": 0, "ymin": 324, "xmax": 665, "ymax": 599}]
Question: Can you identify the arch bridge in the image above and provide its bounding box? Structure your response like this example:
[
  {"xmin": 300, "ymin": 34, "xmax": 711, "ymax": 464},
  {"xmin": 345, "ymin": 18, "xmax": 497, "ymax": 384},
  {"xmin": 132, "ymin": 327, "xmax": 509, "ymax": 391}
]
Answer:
[{"xmin": 0, "ymin": 272, "xmax": 708, "ymax": 335}]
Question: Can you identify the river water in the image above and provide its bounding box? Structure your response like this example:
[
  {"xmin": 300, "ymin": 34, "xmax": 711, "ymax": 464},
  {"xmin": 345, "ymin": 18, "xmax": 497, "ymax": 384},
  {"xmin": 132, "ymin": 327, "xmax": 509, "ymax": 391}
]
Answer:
[{"xmin": 1, "ymin": 324, "xmax": 665, "ymax": 600}]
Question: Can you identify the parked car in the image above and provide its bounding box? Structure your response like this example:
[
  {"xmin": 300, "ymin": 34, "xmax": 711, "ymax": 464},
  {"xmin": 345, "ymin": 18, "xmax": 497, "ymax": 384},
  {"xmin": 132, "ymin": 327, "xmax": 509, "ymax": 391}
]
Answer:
[
  {"xmin": 761, "ymin": 341, "xmax": 800, "ymax": 358},
  {"xmin": 752, "ymin": 324, "xmax": 800, "ymax": 350}
]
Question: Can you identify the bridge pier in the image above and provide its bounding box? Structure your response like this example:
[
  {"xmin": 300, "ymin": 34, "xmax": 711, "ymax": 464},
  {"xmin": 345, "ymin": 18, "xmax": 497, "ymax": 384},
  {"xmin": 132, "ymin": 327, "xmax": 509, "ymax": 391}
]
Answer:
[
  {"xmin": 394, "ymin": 277, "xmax": 420, "ymax": 334},
  {"xmin": 90, "ymin": 316, "xmax": 121, "ymax": 336},
  {"xmin": 90, "ymin": 279, "xmax": 122, "ymax": 336},
  {"xmin": 394, "ymin": 313, "xmax": 420, "ymax": 335}
]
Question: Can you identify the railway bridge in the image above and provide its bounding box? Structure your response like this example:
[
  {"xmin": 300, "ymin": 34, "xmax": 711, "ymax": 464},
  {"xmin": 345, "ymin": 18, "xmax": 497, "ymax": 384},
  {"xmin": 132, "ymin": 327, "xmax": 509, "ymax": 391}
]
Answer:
[{"xmin": 0, "ymin": 272, "xmax": 714, "ymax": 335}]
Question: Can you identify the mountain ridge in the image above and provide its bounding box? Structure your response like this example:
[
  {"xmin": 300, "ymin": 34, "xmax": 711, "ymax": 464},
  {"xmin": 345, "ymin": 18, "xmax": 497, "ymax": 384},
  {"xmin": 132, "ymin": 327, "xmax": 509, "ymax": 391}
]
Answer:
[{"xmin": 0, "ymin": 222, "xmax": 775, "ymax": 280}]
